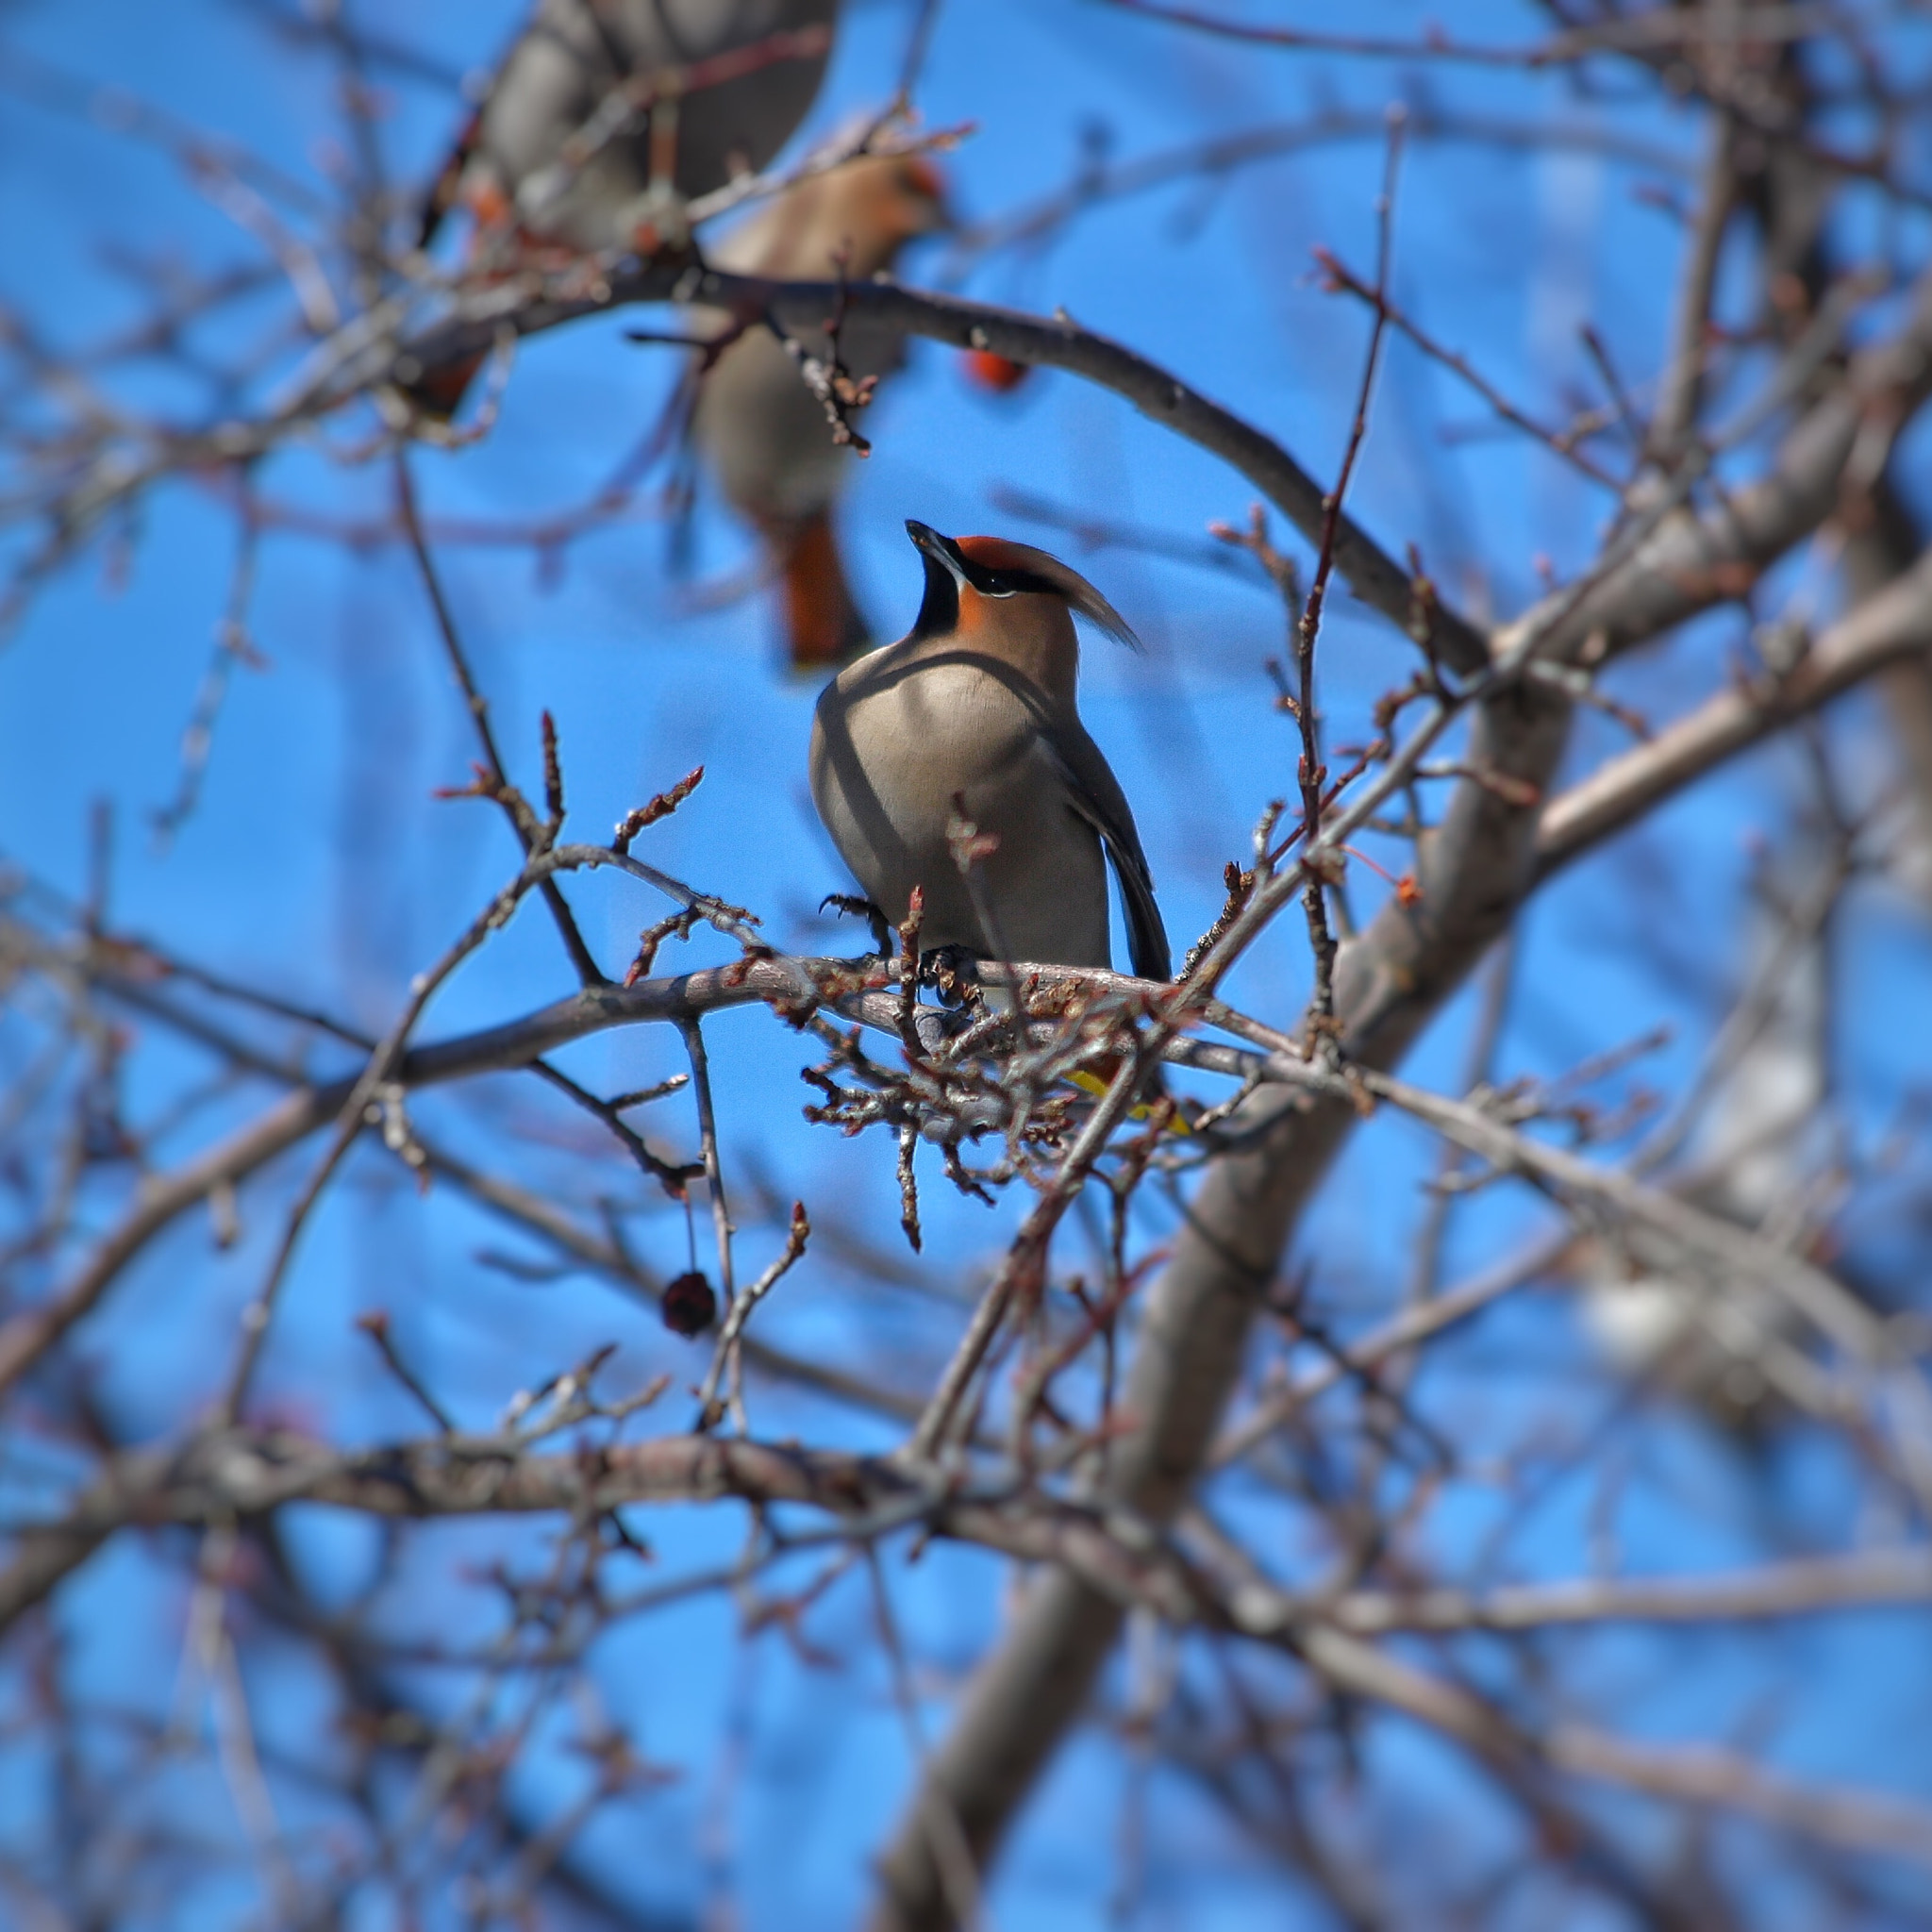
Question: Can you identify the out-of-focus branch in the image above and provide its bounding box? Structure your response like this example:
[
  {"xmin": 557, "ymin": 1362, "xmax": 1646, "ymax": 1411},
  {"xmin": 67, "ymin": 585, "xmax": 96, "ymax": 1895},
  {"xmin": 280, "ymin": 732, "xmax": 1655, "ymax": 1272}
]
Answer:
[
  {"xmin": 1649, "ymin": 106, "xmax": 1738, "ymax": 459},
  {"xmin": 1096, "ymin": 0, "xmax": 1932, "ymax": 215},
  {"xmin": 1495, "ymin": 265, "xmax": 1932, "ymax": 670},
  {"xmin": 1329, "ymin": 1547, "xmax": 1932, "ymax": 1632},
  {"xmin": 8, "ymin": 1421, "xmax": 1930, "ymax": 1868},
  {"xmin": 1093, "ymin": 0, "xmax": 1869, "ymax": 71},
  {"xmin": 0, "ymin": 1081, "xmax": 337, "ymax": 1401},
  {"xmin": 1534, "ymin": 544, "xmax": 1932, "ymax": 877},
  {"xmin": 940, "ymin": 104, "xmax": 1692, "ymax": 277},
  {"xmin": 1290, "ymin": 1622, "xmax": 1932, "ymax": 1867},
  {"xmin": 392, "ymin": 274, "xmax": 1491, "ymax": 675}
]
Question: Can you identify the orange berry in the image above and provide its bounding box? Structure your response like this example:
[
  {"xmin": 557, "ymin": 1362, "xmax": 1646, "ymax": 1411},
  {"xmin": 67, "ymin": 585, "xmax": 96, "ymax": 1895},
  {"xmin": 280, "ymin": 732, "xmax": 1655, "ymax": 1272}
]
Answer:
[{"xmin": 962, "ymin": 349, "xmax": 1029, "ymax": 393}]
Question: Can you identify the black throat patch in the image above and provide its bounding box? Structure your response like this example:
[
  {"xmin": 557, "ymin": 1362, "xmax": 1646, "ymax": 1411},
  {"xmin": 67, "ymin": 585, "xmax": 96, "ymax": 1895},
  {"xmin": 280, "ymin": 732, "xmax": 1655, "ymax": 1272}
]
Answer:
[{"xmin": 910, "ymin": 545, "xmax": 961, "ymax": 639}]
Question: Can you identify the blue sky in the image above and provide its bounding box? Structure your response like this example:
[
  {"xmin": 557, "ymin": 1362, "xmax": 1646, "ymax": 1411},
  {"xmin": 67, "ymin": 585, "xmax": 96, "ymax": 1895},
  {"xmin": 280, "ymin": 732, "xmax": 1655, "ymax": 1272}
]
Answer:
[{"xmin": 4, "ymin": 2, "xmax": 1932, "ymax": 1925}]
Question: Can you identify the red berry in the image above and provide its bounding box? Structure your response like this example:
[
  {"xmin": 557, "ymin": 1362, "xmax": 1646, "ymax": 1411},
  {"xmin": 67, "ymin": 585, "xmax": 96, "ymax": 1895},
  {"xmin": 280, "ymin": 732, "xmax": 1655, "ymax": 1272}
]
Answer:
[{"xmin": 962, "ymin": 349, "xmax": 1029, "ymax": 393}]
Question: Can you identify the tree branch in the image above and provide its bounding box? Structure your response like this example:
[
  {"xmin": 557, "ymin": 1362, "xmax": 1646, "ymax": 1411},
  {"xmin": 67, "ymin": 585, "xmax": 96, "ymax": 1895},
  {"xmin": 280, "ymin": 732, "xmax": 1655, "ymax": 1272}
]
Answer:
[
  {"xmin": 1534, "ymin": 545, "xmax": 1932, "ymax": 878},
  {"xmin": 8, "ymin": 1420, "xmax": 1929, "ymax": 1869},
  {"xmin": 868, "ymin": 674, "xmax": 1574, "ymax": 1927},
  {"xmin": 864, "ymin": 255, "xmax": 1932, "ymax": 1932},
  {"xmin": 395, "ymin": 272, "xmax": 1491, "ymax": 675}
]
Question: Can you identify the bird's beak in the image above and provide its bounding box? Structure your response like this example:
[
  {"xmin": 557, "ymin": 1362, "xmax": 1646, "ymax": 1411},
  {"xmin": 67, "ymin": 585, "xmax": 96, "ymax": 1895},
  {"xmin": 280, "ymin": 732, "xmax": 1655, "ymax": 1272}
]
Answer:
[{"xmin": 905, "ymin": 519, "xmax": 967, "ymax": 584}]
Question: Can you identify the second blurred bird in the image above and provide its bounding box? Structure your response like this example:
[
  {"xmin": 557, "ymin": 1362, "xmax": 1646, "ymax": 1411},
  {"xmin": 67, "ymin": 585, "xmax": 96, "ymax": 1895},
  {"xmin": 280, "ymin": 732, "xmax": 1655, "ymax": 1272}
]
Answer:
[{"xmin": 690, "ymin": 152, "xmax": 950, "ymax": 669}]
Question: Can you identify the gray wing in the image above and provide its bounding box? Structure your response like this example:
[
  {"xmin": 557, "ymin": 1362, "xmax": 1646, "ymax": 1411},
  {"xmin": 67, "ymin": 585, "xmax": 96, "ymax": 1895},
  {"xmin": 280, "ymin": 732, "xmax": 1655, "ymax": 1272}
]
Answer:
[{"xmin": 1042, "ymin": 723, "xmax": 1171, "ymax": 983}]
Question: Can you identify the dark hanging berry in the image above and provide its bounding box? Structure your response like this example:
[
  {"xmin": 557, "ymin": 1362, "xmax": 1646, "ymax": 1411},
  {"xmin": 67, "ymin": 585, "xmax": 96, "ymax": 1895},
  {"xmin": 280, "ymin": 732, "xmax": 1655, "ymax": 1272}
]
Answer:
[{"xmin": 660, "ymin": 1271, "xmax": 717, "ymax": 1338}]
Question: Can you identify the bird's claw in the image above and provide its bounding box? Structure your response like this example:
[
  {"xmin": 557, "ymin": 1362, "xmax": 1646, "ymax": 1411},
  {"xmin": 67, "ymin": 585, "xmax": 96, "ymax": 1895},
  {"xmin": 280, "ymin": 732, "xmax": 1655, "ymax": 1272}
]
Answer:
[
  {"xmin": 819, "ymin": 892, "xmax": 892, "ymax": 959},
  {"xmin": 918, "ymin": 945, "xmax": 983, "ymax": 1007}
]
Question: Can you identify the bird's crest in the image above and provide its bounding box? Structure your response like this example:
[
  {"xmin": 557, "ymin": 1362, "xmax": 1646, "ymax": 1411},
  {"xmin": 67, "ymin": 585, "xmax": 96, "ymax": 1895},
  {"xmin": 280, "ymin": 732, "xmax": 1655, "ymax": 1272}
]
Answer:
[{"xmin": 950, "ymin": 535, "xmax": 1142, "ymax": 650}]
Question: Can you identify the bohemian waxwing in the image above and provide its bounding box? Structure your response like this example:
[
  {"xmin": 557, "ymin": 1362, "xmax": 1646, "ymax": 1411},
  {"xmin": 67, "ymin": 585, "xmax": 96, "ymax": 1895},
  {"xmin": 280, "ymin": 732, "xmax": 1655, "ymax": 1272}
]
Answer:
[
  {"xmin": 689, "ymin": 153, "xmax": 949, "ymax": 669},
  {"xmin": 422, "ymin": 0, "xmax": 839, "ymax": 257},
  {"xmin": 810, "ymin": 522, "xmax": 1171, "ymax": 981}
]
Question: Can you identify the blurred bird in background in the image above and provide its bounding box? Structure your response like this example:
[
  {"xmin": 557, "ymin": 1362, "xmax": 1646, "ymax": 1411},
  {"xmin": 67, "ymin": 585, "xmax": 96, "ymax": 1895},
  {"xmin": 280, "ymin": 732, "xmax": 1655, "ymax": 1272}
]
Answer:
[
  {"xmin": 422, "ymin": 0, "xmax": 838, "ymax": 252},
  {"xmin": 811, "ymin": 520, "xmax": 1170, "ymax": 980},
  {"xmin": 689, "ymin": 153, "xmax": 950, "ymax": 669},
  {"xmin": 412, "ymin": 0, "xmax": 839, "ymax": 409}
]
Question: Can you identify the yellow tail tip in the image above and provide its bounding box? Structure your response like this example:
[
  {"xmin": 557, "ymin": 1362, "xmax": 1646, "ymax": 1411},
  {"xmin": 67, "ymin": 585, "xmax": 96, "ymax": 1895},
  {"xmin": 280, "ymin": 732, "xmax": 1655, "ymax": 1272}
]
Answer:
[{"xmin": 1066, "ymin": 1069, "xmax": 1194, "ymax": 1135}]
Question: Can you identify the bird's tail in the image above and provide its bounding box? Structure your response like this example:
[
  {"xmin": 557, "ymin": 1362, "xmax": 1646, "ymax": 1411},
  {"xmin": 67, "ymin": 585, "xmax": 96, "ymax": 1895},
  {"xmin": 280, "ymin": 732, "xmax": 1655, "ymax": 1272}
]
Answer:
[
  {"xmin": 1067, "ymin": 1066, "xmax": 1194, "ymax": 1135},
  {"xmin": 776, "ymin": 511, "xmax": 870, "ymax": 671}
]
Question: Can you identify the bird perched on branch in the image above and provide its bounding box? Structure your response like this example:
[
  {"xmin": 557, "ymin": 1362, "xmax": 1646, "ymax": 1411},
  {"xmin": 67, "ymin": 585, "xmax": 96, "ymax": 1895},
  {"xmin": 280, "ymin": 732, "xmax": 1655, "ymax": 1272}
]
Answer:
[
  {"xmin": 810, "ymin": 522, "xmax": 1171, "ymax": 981},
  {"xmin": 690, "ymin": 154, "xmax": 950, "ymax": 669},
  {"xmin": 422, "ymin": 0, "xmax": 839, "ymax": 255},
  {"xmin": 410, "ymin": 0, "xmax": 838, "ymax": 411}
]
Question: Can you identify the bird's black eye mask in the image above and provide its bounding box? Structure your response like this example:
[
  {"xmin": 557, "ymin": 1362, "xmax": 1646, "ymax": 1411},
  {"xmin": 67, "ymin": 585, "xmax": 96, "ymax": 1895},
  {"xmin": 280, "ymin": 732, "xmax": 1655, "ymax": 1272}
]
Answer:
[
  {"xmin": 903, "ymin": 518, "xmax": 1142, "ymax": 648},
  {"xmin": 960, "ymin": 558, "xmax": 1062, "ymax": 599}
]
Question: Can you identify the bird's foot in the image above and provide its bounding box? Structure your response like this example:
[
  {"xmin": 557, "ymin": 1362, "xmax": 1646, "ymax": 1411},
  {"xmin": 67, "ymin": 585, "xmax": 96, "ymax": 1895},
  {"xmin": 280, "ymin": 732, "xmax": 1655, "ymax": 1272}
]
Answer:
[
  {"xmin": 819, "ymin": 892, "xmax": 892, "ymax": 960},
  {"xmin": 918, "ymin": 945, "xmax": 984, "ymax": 1007}
]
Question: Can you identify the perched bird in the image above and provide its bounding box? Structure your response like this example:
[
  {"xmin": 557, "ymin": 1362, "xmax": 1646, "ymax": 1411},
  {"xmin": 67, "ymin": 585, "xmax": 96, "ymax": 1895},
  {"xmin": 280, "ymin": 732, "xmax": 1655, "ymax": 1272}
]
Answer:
[
  {"xmin": 810, "ymin": 522, "xmax": 1171, "ymax": 981},
  {"xmin": 690, "ymin": 155, "xmax": 950, "ymax": 668},
  {"xmin": 423, "ymin": 0, "xmax": 839, "ymax": 256}
]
